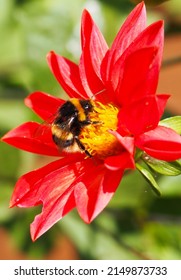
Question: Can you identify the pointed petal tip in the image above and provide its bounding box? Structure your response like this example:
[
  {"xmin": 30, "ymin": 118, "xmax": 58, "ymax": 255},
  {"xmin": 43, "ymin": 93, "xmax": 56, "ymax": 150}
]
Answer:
[
  {"xmin": 81, "ymin": 9, "xmax": 94, "ymax": 24},
  {"xmin": 24, "ymin": 94, "xmax": 34, "ymax": 109},
  {"xmin": 46, "ymin": 50, "xmax": 55, "ymax": 58},
  {"xmin": 46, "ymin": 51, "xmax": 57, "ymax": 66},
  {"xmin": 136, "ymin": 1, "xmax": 145, "ymax": 11},
  {"xmin": 9, "ymin": 201, "xmax": 15, "ymax": 208},
  {"xmin": 82, "ymin": 9, "xmax": 90, "ymax": 17},
  {"xmin": 30, "ymin": 219, "xmax": 40, "ymax": 242},
  {"xmin": 1, "ymin": 135, "xmax": 5, "ymax": 142},
  {"xmin": 150, "ymin": 19, "xmax": 164, "ymax": 32},
  {"xmin": 30, "ymin": 231, "xmax": 37, "ymax": 242},
  {"xmin": 78, "ymin": 209, "xmax": 98, "ymax": 224},
  {"xmin": 1, "ymin": 132, "xmax": 10, "ymax": 143},
  {"xmin": 156, "ymin": 20, "xmax": 164, "ymax": 29},
  {"xmin": 9, "ymin": 196, "xmax": 21, "ymax": 208},
  {"xmin": 1, "ymin": 128, "xmax": 11, "ymax": 142},
  {"xmin": 24, "ymin": 91, "xmax": 41, "ymax": 108},
  {"xmin": 82, "ymin": 216, "xmax": 92, "ymax": 224}
]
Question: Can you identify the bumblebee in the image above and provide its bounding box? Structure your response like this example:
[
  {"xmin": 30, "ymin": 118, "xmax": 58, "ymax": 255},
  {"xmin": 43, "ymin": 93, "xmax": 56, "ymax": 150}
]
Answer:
[{"xmin": 51, "ymin": 98, "xmax": 97, "ymax": 157}]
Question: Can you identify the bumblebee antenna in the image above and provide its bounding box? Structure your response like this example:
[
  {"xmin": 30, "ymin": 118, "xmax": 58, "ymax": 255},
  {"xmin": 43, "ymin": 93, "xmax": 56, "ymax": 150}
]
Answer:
[{"xmin": 91, "ymin": 89, "xmax": 106, "ymax": 100}]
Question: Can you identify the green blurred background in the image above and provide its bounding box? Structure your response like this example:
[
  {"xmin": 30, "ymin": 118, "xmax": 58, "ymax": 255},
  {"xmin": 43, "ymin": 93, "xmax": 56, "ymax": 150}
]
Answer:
[{"xmin": 0, "ymin": 0, "xmax": 181, "ymax": 260}]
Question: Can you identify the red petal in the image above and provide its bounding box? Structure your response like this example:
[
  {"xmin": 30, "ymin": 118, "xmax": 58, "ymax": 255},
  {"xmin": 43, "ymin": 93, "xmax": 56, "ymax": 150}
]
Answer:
[
  {"xmin": 10, "ymin": 157, "xmax": 85, "ymax": 241},
  {"xmin": 47, "ymin": 51, "xmax": 87, "ymax": 98},
  {"xmin": 115, "ymin": 47, "xmax": 159, "ymax": 105},
  {"xmin": 79, "ymin": 52, "xmax": 105, "ymax": 100},
  {"xmin": 108, "ymin": 20, "xmax": 164, "ymax": 102},
  {"xmin": 10, "ymin": 158, "xmax": 76, "ymax": 207},
  {"xmin": 110, "ymin": 131, "xmax": 134, "ymax": 154},
  {"xmin": 104, "ymin": 132, "xmax": 135, "ymax": 170},
  {"xmin": 136, "ymin": 126, "xmax": 181, "ymax": 161},
  {"xmin": 74, "ymin": 164, "xmax": 123, "ymax": 223},
  {"xmin": 25, "ymin": 91, "xmax": 64, "ymax": 121},
  {"xmin": 118, "ymin": 95, "xmax": 169, "ymax": 136},
  {"xmin": 81, "ymin": 10, "xmax": 108, "ymax": 78},
  {"xmin": 1, "ymin": 122, "xmax": 59, "ymax": 156},
  {"xmin": 101, "ymin": 2, "xmax": 146, "ymax": 84},
  {"xmin": 79, "ymin": 10, "xmax": 108, "ymax": 100},
  {"xmin": 31, "ymin": 191, "xmax": 75, "ymax": 241},
  {"xmin": 104, "ymin": 152, "xmax": 135, "ymax": 171}
]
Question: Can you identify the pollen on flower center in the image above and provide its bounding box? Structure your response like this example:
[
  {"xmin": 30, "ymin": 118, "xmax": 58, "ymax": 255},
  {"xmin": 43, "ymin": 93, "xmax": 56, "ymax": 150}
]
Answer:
[{"xmin": 80, "ymin": 101, "xmax": 121, "ymax": 159}]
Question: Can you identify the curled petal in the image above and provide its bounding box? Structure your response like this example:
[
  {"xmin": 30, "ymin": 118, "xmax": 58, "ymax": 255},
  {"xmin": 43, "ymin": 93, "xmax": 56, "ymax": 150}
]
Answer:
[
  {"xmin": 74, "ymin": 164, "xmax": 123, "ymax": 223},
  {"xmin": 47, "ymin": 51, "xmax": 87, "ymax": 99},
  {"xmin": 116, "ymin": 47, "xmax": 159, "ymax": 105},
  {"xmin": 110, "ymin": 2, "xmax": 146, "ymax": 61},
  {"xmin": 136, "ymin": 126, "xmax": 181, "ymax": 161},
  {"xmin": 1, "ymin": 122, "xmax": 59, "ymax": 156},
  {"xmin": 104, "ymin": 152, "xmax": 135, "ymax": 171},
  {"xmin": 25, "ymin": 91, "xmax": 64, "ymax": 121},
  {"xmin": 118, "ymin": 95, "xmax": 169, "ymax": 136},
  {"xmin": 108, "ymin": 20, "xmax": 164, "ymax": 102},
  {"xmin": 101, "ymin": 2, "xmax": 146, "ymax": 84},
  {"xmin": 104, "ymin": 132, "xmax": 135, "ymax": 170}
]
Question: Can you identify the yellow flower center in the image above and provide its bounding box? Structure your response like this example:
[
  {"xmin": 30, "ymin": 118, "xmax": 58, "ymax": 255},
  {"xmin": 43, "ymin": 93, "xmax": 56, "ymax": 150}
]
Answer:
[{"xmin": 80, "ymin": 101, "xmax": 121, "ymax": 159}]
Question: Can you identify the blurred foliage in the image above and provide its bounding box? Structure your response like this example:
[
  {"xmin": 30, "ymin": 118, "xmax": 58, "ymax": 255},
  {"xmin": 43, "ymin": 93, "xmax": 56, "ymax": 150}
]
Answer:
[
  {"xmin": 131, "ymin": 0, "xmax": 170, "ymax": 6},
  {"xmin": 0, "ymin": 0, "xmax": 181, "ymax": 260}
]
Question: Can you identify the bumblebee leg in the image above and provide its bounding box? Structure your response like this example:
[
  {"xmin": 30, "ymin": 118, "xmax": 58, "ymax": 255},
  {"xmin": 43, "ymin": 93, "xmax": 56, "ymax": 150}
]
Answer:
[
  {"xmin": 91, "ymin": 121, "xmax": 102, "ymax": 125},
  {"xmin": 80, "ymin": 120, "xmax": 92, "ymax": 126},
  {"xmin": 80, "ymin": 120, "xmax": 102, "ymax": 126},
  {"xmin": 75, "ymin": 136, "xmax": 92, "ymax": 157}
]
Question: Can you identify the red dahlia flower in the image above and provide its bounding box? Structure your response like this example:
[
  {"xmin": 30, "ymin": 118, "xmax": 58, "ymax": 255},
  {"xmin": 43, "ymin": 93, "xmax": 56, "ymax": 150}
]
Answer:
[{"xmin": 2, "ymin": 2, "xmax": 181, "ymax": 241}]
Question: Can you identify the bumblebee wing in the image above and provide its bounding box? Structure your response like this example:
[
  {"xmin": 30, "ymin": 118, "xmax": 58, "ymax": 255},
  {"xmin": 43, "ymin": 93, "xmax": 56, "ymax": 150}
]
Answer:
[
  {"xmin": 33, "ymin": 111, "xmax": 59, "ymax": 139},
  {"xmin": 52, "ymin": 122, "xmax": 74, "ymax": 149},
  {"xmin": 32, "ymin": 121, "xmax": 52, "ymax": 141}
]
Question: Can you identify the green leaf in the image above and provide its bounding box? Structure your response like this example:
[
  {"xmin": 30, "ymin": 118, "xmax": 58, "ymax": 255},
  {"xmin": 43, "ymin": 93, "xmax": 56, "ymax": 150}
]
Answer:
[
  {"xmin": 160, "ymin": 116, "xmax": 181, "ymax": 134},
  {"xmin": 136, "ymin": 163, "xmax": 161, "ymax": 196},
  {"xmin": 142, "ymin": 154, "xmax": 181, "ymax": 176}
]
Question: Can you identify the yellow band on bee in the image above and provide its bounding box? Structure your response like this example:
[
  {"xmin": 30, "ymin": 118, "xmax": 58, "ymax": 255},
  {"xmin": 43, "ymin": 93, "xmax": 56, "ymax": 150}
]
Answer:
[{"xmin": 70, "ymin": 98, "xmax": 87, "ymax": 122}]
